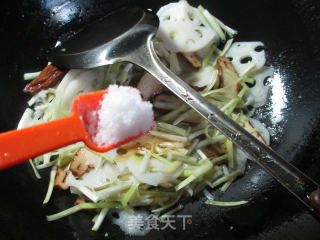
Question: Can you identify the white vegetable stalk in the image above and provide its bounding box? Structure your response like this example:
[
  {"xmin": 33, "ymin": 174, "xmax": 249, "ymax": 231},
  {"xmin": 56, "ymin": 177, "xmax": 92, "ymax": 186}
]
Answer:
[
  {"xmin": 17, "ymin": 108, "xmax": 34, "ymax": 130},
  {"xmin": 43, "ymin": 165, "xmax": 57, "ymax": 204},
  {"xmin": 160, "ymin": 204, "xmax": 184, "ymax": 220},
  {"xmin": 169, "ymin": 52, "xmax": 181, "ymax": 74},
  {"xmin": 197, "ymin": 5, "xmax": 226, "ymax": 40},
  {"xmin": 188, "ymin": 129, "xmax": 205, "ymax": 140},
  {"xmin": 151, "ymin": 195, "xmax": 181, "ymax": 213},
  {"xmin": 187, "ymin": 139, "xmax": 200, "ymax": 155},
  {"xmin": 23, "ymin": 71, "xmax": 41, "ymax": 80},
  {"xmin": 196, "ymin": 139, "xmax": 211, "ymax": 149},
  {"xmin": 201, "ymin": 69, "xmax": 219, "ymax": 92},
  {"xmin": 149, "ymin": 130, "xmax": 188, "ymax": 143},
  {"xmin": 212, "ymin": 38, "xmax": 233, "ymax": 67},
  {"xmin": 28, "ymin": 159, "xmax": 42, "ymax": 179},
  {"xmin": 92, "ymin": 208, "xmax": 109, "ymax": 231},
  {"xmin": 139, "ymin": 152, "xmax": 151, "ymax": 173},
  {"xmin": 47, "ymin": 204, "xmax": 83, "ymax": 221},
  {"xmin": 173, "ymin": 109, "xmax": 194, "ymax": 125},
  {"xmin": 215, "ymin": 18, "xmax": 238, "ymax": 37},
  {"xmin": 158, "ymin": 105, "xmax": 188, "ymax": 122},
  {"xmin": 196, "ymin": 149, "xmax": 207, "ymax": 160},
  {"xmin": 157, "ymin": 122, "xmax": 187, "ymax": 136},
  {"xmin": 78, "ymin": 186, "xmax": 99, "ymax": 203},
  {"xmin": 153, "ymin": 101, "xmax": 180, "ymax": 110},
  {"xmin": 97, "ymin": 182, "xmax": 132, "ymax": 201},
  {"xmin": 175, "ymin": 159, "xmax": 213, "ymax": 191},
  {"xmin": 207, "ymin": 169, "xmax": 243, "ymax": 188},
  {"xmin": 203, "ymin": 188, "xmax": 215, "ymax": 200}
]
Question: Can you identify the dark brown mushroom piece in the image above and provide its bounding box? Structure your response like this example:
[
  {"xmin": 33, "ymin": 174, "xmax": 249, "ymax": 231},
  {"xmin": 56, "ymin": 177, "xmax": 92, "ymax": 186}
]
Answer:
[
  {"xmin": 217, "ymin": 57, "xmax": 266, "ymax": 144},
  {"xmin": 180, "ymin": 52, "xmax": 202, "ymax": 69},
  {"xmin": 54, "ymin": 166, "xmax": 70, "ymax": 190},
  {"xmin": 217, "ymin": 56, "xmax": 241, "ymax": 95},
  {"xmin": 137, "ymin": 72, "xmax": 164, "ymax": 101},
  {"xmin": 154, "ymin": 94, "xmax": 181, "ymax": 103},
  {"xmin": 70, "ymin": 148, "xmax": 95, "ymax": 177},
  {"xmin": 182, "ymin": 116, "xmax": 202, "ymax": 124},
  {"xmin": 74, "ymin": 197, "xmax": 93, "ymax": 210},
  {"xmin": 74, "ymin": 197, "xmax": 85, "ymax": 205},
  {"xmin": 204, "ymin": 144, "xmax": 228, "ymax": 165},
  {"xmin": 23, "ymin": 65, "xmax": 68, "ymax": 95},
  {"xmin": 242, "ymin": 119, "xmax": 266, "ymax": 144}
]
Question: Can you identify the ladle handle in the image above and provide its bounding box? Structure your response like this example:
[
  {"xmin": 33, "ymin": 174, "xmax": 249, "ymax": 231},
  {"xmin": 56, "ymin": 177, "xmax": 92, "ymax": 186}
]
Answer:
[
  {"xmin": 0, "ymin": 114, "xmax": 85, "ymax": 170},
  {"xmin": 127, "ymin": 37, "xmax": 320, "ymax": 220}
]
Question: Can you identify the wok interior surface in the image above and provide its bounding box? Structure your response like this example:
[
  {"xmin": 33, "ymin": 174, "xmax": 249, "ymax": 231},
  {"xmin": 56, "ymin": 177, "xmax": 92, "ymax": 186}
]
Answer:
[{"xmin": 1, "ymin": 0, "xmax": 320, "ymax": 239}]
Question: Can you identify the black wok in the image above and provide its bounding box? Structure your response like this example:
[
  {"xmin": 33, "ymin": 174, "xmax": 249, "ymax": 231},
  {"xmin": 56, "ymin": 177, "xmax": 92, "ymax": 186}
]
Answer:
[{"xmin": 1, "ymin": 0, "xmax": 320, "ymax": 239}]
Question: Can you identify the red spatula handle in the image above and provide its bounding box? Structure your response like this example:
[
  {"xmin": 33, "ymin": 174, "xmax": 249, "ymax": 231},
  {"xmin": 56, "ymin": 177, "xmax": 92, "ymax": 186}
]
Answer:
[{"xmin": 0, "ymin": 114, "xmax": 86, "ymax": 170}]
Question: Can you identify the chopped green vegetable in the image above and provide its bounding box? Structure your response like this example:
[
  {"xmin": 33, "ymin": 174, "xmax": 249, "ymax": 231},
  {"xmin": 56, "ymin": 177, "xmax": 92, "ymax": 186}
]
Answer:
[
  {"xmin": 201, "ymin": 44, "xmax": 217, "ymax": 70},
  {"xmin": 173, "ymin": 109, "xmax": 195, "ymax": 126},
  {"xmin": 121, "ymin": 180, "xmax": 139, "ymax": 207},
  {"xmin": 92, "ymin": 208, "xmax": 109, "ymax": 231},
  {"xmin": 149, "ymin": 130, "xmax": 188, "ymax": 143},
  {"xmin": 43, "ymin": 165, "xmax": 57, "ymax": 204},
  {"xmin": 205, "ymin": 200, "xmax": 248, "ymax": 206},
  {"xmin": 47, "ymin": 201, "xmax": 122, "ymax": 221},
  {"xmin": 197, "ymin": 5, "xmax": 226, "ymax": 40},
  {"xmin": 28, "ymin": 159, "xmax": 41, "ymax": 179},
  {"xmin": 225, "ymin": 140, "xmax": 234, "ymax": 168},
  {"xmin": 176, "ymin": 159, "xmax": 213, "ymax": 191},
  {"xmin": 214, "ymin": 39, "xmax": 233, "ymax": 64},
  {"xmin": 211, "ymin": 154, "xmax": 228, "ymax": 165},
  {"xmin": 158, "ymin": 105, "xmax": 188, "ymax": 122},
  {"xmin": 160, "ymin": 204, "xmax": 184, "ymax": 220},
  {"xmin": 208, "ymin": 169, "xmax": 243, "ymax": 188},
  {"xmin": 157, "ymin": 122, "xmax": 187, "ymax": 136}
]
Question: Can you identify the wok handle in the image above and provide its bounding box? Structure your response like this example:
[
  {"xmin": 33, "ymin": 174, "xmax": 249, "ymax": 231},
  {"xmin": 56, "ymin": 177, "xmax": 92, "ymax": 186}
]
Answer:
[
  {"xmin": 0, "ymin": 114, "xmax": 85, "ymax": 170},
  {"xmin": 126, "ymin": 37, "xmax": 320, "ymax": 220}
]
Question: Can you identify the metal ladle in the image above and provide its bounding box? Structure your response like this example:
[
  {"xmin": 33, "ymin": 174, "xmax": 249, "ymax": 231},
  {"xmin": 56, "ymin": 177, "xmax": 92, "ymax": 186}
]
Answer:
[{"xmin": 49, "ymin": 8, "xmax": 320, "ymax": 220}]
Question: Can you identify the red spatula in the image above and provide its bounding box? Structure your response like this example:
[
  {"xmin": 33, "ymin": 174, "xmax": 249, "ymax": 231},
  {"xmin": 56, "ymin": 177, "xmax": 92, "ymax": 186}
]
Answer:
[{"xmin": 0, "ymin": 89, "xmax": 153, "ymax": 170}]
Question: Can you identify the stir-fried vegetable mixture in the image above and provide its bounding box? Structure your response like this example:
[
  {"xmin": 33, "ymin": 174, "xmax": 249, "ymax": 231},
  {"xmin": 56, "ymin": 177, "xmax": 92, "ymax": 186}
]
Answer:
[{"xmin": 19, "ymin": 0, "xmax": 273, "ymax": 233}]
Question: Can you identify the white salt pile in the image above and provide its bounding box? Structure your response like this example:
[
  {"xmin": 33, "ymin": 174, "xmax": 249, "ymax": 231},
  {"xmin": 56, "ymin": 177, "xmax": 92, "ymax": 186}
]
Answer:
[{"xmin": 89, "ymin": 85, "xmax": 154, "ymax": 147}]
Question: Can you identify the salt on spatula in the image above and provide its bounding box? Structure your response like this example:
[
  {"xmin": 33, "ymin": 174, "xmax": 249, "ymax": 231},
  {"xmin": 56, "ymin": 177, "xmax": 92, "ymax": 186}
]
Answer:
[{"xmin": 0, "ymin": 85, "xmax": 154, "ymax": 170}]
